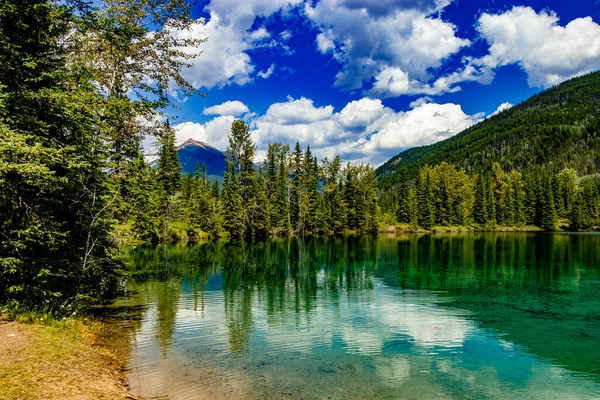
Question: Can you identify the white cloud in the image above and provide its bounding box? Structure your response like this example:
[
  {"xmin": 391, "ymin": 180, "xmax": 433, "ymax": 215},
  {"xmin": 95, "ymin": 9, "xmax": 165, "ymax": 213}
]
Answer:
[
  {"xmin": 203, "ymin": 100, "xmax": 249, "ymax": 117},
  {"xmin": 167, "ymin": 0, "xmax": 302, "ymax": 89},
  {"xmin": 253, "ymin": 96, "xmax": 478, "ymax": 165},
  {"xmin": 489, "ymin": 102, "xmax": 513, "ymax": 118},
  {"xmin": 144, "ymin": 95, "xmax": 478, "ymax": 165},
  {"xmin": 249, "ymin": 26, "xmax": 271, "ymax": 41},
  {"xmin": 315, "ymin": 32, "xmax": 336, "ymax": 55},
  {"xmin": 409, "ymin": 96, "xmax": 434, "ymax": 108},
  {"xmin": 305, "ymin": 0, "xmax": 471, "ymax": 96},
  {"xmin": 173, "ymin": 117, "xmax": 235, "ymax": 150},
  {"xmin": 258, "ymin": 63, "xmax": 276, "ymax": 79},
  {"xmin": 262, "ymin": 96, "xmax": 334, "ymax": 125},
  {"xmin": 279, "ymin": 30, "xmax": 293, "ymax": 41},
  {"xmin": 475, "ymin": 6, "xmax": 600, "ymax": 87}
]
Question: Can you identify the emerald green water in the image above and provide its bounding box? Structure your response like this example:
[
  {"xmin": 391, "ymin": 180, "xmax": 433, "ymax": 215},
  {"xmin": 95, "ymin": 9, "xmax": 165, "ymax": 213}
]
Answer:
[{"xmin": 104, "ymin": 233, "xmax": 600, "ymax": 399}]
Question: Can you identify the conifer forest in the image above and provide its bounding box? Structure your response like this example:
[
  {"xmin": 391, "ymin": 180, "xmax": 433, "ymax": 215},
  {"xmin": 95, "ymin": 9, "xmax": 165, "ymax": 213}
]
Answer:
[{"xmin": 1, "ymin": 0, "xmax": 600, "ymax": 314}]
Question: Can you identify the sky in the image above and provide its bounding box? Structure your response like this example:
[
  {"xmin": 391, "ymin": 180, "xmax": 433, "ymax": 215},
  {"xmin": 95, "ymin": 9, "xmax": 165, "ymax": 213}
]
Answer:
[{"xmin": 155, "ymin": 0, "xmax": 600, "ymax": 165}]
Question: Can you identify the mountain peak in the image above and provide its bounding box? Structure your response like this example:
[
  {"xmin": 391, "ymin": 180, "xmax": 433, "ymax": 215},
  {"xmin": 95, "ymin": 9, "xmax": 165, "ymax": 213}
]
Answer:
[{"xmin": 179, "ymin": 138, "xmax": 211, "ymax": 149}]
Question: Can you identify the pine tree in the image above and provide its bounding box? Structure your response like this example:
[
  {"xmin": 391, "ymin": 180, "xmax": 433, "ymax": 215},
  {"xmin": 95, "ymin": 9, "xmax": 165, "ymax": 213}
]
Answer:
[
  {"xmin": 540, "ymin": 176, "xmax": 557, "ymax": 231},
  {"xmin": 569, "ymin": 190, "xmax": 587, "ymax": 230},
  {"xmin": 0, "ymin": 0, "xmax": 116, "ymax": 309},
  {"xmin": 129, "ymin": 151, "xmax": 157, "ymax": 241},
  {"xmin": 222, "ymin": 159, "xmax": 243, "ymax": 239},
  {"xmin": 290, "ymin": 142, "xmax": 303, "ymax": 232},
  {"xmin": 396, "ymin": 163, "xmax": 411, "ymax": 224},
  {"xmin": 157, "ymin": 120, "xmax": 181, "ymax": 197},
  {"xmin": 251, "ymin": 170, "xmax": 270, "ymax": 238},
  {"xmin": 418, "ymin": 171, "xmax": 435, "ymax": 229},
  {"xmin": 323, "ymin": 156, "xmax": 345, "ymax": 234},
  {"xmin": 510, "ymin": 171, "xmax": 526, "ymax": 226},
  {"xmin": 408, "ymin": 188, "xmax": 419, "ymax": 229},
  {"xmin": 475, "ymin": 174, "xmax": 489, "ymax": 225},
  {"xmin": 227, "ymin": 120, "xmax": 256, "ymax": 237}
]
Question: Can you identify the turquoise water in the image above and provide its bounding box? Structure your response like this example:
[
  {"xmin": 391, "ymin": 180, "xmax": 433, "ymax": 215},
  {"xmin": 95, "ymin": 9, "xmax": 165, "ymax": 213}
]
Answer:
[{"xmin": 104, "ymin": 233, "xmax": 600, "ymax": 399}]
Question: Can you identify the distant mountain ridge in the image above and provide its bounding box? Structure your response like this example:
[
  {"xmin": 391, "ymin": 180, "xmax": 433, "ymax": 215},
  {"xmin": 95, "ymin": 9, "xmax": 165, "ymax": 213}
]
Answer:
[
  {"xmin": 150, "ymin": 138, "xmax": 227, "ymax": 180},
  {"xmin": 376, "ymin": 70, "xmax": 600, "ymax": 186}
]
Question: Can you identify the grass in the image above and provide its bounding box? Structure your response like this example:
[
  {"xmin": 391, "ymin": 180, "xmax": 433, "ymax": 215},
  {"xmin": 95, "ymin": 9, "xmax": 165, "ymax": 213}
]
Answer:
[{"xmin": 0, "ymin": 315, "xmax": 128, "ymax": 399}]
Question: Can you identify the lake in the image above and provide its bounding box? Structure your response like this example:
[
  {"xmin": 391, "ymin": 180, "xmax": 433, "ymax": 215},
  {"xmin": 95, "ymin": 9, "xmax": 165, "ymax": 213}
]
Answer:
[{"xmin": 102, "ymin": 233, "xmax": 600, "ymax": 399}]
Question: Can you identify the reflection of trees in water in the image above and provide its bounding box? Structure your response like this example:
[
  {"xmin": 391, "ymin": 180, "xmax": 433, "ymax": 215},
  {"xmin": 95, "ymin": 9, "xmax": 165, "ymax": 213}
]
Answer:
[
  {"xmin": 387, "ymin": 233, "xmax": 599, "ymax": 296},
  {"xmin": 386, "ymin": 233, "xmax": 600, "ymax": 379},
  {"xmin": 119, "ymin": 233, "xmax": 600, "ymax": 377},
  {"xmin": 218, "ymin": 236, "xmax": 379, "ymax": 351}
]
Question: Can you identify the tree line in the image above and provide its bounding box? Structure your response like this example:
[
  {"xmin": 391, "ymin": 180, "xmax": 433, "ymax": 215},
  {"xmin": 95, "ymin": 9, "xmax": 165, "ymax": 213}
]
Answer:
[
  {"xmin": 389, "ymin": 162, "xmax": 600, "ymax": 231},
  {"xmin": 127, "ymin": 119, "xmax": 380, "ymax": 242}
]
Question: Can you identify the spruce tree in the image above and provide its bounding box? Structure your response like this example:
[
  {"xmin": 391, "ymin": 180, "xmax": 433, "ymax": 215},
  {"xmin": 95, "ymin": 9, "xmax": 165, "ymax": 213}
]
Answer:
[
  {"xmin": 475, "ymin": 174, "xmax": 489, "ymax": 225},
  {"xmin": 227, "ymin": 120, "xmax": 256, "ymax": 237},
  {"xmin": 418, "ymin": 171, "xmax": 435, "ymax": 229},
  {"xmin": 540, "ymin": 176, "xmax": 557, "ymax": 231},
  {"xmin": 251, "ymin": 170, "xmax": 270, "ymax": 238},
  {"xmin": 222, "ymin": 159, "xmax": 243, "ymax": 239},
  {"xmin": 323, "ymin": 156, "xmax": 345, "ymax": 234},
  {"xmin": 157, "ymin": 120, "xmax": 181, "ymax": 197},
  {"xmin": 290, "ymin": 142, "xmax": 303, "ymax": 231},
  {"xmin": 396, "ymin": 163, "xmax": 411, "ymax": 224},
  {"xmin": 0, "ymin": 0, "xmax": 116, "ymax": 309}
]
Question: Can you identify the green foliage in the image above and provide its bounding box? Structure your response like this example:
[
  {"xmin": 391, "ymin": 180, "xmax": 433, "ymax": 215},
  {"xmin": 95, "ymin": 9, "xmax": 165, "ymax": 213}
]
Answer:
[
  {"xmin": 378, "ymin": 70, "xmax": 600, "ymax": 183},
  {"xmin": 0, "ymin": 0, "xmax": 117, "ymax": 312},
  {"xmin": 377, "ymin": 71, "xmax": 600, "ymax": 232},
  {"xmin": 0, "ymin": 0, "xmax": 203, "ymax": 313}
]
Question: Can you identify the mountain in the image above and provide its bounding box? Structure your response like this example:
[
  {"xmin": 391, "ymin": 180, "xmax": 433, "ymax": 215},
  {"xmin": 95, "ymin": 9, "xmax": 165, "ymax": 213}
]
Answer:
[
  {"xmin": 151, "ymin": 138, "xmax": 227, "ymax": 180},
  {"xmin": 376, "ymin": 71, "xmax": 600, "ymax": 186}
]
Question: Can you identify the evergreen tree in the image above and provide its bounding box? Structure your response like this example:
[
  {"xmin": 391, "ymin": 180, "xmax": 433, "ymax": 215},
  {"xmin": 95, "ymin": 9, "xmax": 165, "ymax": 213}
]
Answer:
[
  {"xmin": 251, "ymin": 170, "xmax": 270, "ymax": 238},
  {"xmin": 222, "ymin": 159, "xmax": 243, "ymax": 239},
  {"xmin": 540, "ymin": 176, "xmax": 557, "ymax": 231},
  {"xmin": 0, "ymin": 0, "xmax": 116, "ymax": 309},
  {"xmin": 475, "ymin": 174, "xmax": 489, "ymax": 226},
  {"xmin": 290, "ymin": 142, "xmax": 303, "ymax": 231},
  {"xmin": 408, "ymin": 188, "xmax": 419, "ymax": 230},
  {"xmin": 157, "ymin": 120, "xmax": 181, "ymax": 197},
  {"xmin": 323, "ymin": 156, "xmax": 345, "ymax": 234},
  {"xmin": 569, "ymin": 190, "xmax": 587, "ymax": 230},
  {"xmin": 226, "ymin": 120, "xmax": 256, "ymax": 237},
  {"xmin": 396, "ymin": 163, "xmax": 411, "ymax": 224},
  {"xmin": 129, "ymin": 151, "xmax": 157, "ymax": 241},
  {"xmin": 418, "ymin": 171, "xmax": 435, "ymax": 229}
]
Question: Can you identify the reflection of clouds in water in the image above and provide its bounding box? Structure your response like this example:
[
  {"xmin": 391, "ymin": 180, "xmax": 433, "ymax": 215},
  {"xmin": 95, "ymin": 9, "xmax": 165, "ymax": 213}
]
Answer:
[
  {"xmin": 342, "ymin": 325, "xmax": 385, "ymax": 355},
  {"xmin": 257, "ymin": 285, "xmax": 473, "ymax": 357},
  {"xmin": 380, "ymin": 303, "xmax": 473, "ymax": 348},
  {"xmin": 373, "ymin": 356, "xmax": 410, "ymax": 387}
]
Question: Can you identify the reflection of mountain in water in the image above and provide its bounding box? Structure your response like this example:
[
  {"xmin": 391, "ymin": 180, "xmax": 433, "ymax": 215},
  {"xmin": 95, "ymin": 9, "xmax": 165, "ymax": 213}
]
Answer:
[{"xmin": 112, "ymin": 233, "xmax": 600, "ymax": 396}]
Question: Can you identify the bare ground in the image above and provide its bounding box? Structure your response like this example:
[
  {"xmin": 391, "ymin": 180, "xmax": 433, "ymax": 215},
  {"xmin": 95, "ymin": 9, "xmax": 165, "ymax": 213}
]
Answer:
[{"xmin": 0, "ymin": 319, "xmax": 129, "ymax": 400}]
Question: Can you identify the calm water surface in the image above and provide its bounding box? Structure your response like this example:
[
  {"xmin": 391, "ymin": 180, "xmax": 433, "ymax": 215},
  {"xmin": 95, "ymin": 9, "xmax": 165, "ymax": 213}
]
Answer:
[{"xmin": 103, "ymin": 233, "xmax": 600, "ymax": 399}]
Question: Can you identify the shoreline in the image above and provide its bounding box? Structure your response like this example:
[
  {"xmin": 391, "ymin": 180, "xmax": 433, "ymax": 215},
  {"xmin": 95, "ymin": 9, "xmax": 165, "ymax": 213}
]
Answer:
[{"xmin": 0, "ymin": 316, "xmax": 130, "ymax": 399}]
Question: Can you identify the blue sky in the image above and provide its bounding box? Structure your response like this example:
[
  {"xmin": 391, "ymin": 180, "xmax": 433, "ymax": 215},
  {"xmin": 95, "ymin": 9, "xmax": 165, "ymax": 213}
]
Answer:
[{"xmin": 159, "ymin": 0, "xmax": 600, "ymax": 165}]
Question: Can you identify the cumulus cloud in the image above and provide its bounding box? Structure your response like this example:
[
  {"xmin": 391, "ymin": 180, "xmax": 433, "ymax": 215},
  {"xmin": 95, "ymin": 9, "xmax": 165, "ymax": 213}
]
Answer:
[
  {"xmin": 167, "ymin": 0, "xmax": 302, "ymax": 89},
  {"xmin": 203, "ymin": 100, "xmax": 250, "ymax": 116},
  {"xmin": 144, "ymin": 95, "xmax": 478, "ymax": 165},
  {"xmin": 409, "ymin": 96, "xmax": 434, "ymax": 108},
  {"xmin": 253, "ymin": 96, "xmax": 478, "ymax": 165},
  {"xmin": 488, "ymin": 102, "xmax": 513, "ymax": 118},
  {"xmin": 475, "ymin": 6, "xmax": 600, "ymax": 87},
  {"xmin": 173, "ymin": 117, "xmax": 236, "ymax": 150},
  {"xmin": 304, "ymin": 0, "xmax": 470, "ymax": 96}
]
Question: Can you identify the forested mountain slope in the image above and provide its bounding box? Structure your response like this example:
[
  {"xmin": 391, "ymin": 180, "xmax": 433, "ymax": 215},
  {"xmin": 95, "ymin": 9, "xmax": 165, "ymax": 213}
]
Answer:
[{"xmin": 377, "ymin": 70, "xmax": 600, "ymax": 186}]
